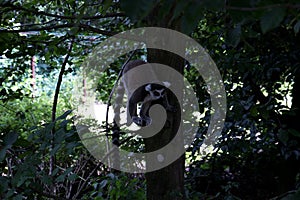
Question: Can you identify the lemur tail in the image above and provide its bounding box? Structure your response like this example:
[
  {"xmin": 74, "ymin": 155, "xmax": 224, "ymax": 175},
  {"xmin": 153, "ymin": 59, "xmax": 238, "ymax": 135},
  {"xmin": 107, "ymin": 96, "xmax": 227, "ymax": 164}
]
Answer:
[{"xmin": 113, "ymin": 80, "xmax": 125, "ymax": 125}]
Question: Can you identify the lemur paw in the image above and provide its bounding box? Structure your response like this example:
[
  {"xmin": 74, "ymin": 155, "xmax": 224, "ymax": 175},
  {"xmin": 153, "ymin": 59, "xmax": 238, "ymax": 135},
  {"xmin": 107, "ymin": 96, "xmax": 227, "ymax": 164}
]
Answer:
[{"xmin": 132, "ymin": 116, "xmax": 152, "ymax": 127}]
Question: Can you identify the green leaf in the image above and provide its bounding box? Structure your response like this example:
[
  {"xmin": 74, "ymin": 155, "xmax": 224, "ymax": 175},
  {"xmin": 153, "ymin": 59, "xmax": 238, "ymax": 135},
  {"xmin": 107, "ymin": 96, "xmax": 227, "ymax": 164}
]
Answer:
[
  {"xmin": 170, "ymin": 0, "xmax": 189, "ymax": 23},
  {"xmin": 16, "ymin": 176, "xmax": 28, "ymax": 187},
  {"xmin": 120, "ymin": 0, "xmax": 155, "ymax": 21},
  {"xmin": 52, "ymin": 168, "xmax": 59, "ymax": 176},
  {"xmin": 181, "ymin": 2, "xmax": 204, "ymax": 34},
  {"xmin": 67, "ymin": 173, "xmax": 78, "ymax": 181},
  {"xmin": 250, "ymin": 106, "xmax": 258, "ymax": 117},
  {"xmin": 56, "ymin": 174, "xmax": 65, "ymax": 183},
  {"xmin": 54, "ymin": 128, "xmax": 66, "ymax": 143},
  {"xmin": 227, "ymin": 24, "xmax": 242, "ymax": 47},
  {"xmin": 100, "ymin": 179, "xmax": 108, "ymax": 188},
  {"xmin": 5, "ymin": 189, "xmax": 14, "ymax": 198},
  {"xmin": 102, "ymin": 0, "xmax": 113, "ymax": 14},
  {"xmin": 56, "ymin": 110, "xmax": 72, "ymax": 120},
  {"xmin": 13, "ymin": 194, "xmax": 23, "ymax": 200},
  {"xmin": 14, "ymin": 138, "xmax": 31, "ymax": 147},
  {"xmin": 3, "ymin": 131, "xmax": 18, "ymax": 146},
  {"xmin": 278, "ymin": 129, "xmax": 289, "ymax": 145},
  {"xmin": 41, "ymin": 175, "xmax": 53, "ymax": 185},
  {"xmin": 107, "ymin": 173, "xmax": 116, "ymax": 180},
  {"xmin": 0, "ymin": 177, "xmax": 9, "ymax": 193},
  {"xmin": 260, "ymin": 7, "xmax": 285, "ymax": 33},
  {"xmin": 294, "ymin": 20, "xmax": 300, "ymax": 34},
  {"xmin": 68, "ymin": 27, "xmax": 79, "ymax": 36},
  {"xmin": 60, "ymin": 119, "xmax": 69, "ymax": 128},
  {"xmin": 50, "ymin": 144, "xmax": 61, "ymax": 156},
  {"xmin": 0, "ymin": 146, "xmax": 8, "ymax": 162},
  {"xmin": 288, "ymin": 129, "xmax": 300, "ymax": 137},
  {"xmin": 261, "ymin": 109, "xmax": 269, "ymax": 120}
]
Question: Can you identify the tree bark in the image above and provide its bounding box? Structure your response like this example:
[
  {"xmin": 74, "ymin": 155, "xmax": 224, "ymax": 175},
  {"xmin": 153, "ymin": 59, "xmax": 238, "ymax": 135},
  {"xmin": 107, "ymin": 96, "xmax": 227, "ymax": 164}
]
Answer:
[
  {"xmin": 142, "ymin": 2, "xmax": 186, "ymax": 198},
  {"xmin": 144, "ymin": 48, "xmax": 185, "ymax": 200}
]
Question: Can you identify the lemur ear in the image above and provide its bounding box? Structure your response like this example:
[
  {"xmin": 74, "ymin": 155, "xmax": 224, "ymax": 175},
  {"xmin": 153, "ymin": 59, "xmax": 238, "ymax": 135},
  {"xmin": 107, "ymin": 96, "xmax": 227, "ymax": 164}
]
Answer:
[
  {"xmin": 162, "ymin": 81, "xmax": 171, "ymax": 88},
  {"xmin": 145, "ymin": 84, "xmax": 152, "ymax": 91}
]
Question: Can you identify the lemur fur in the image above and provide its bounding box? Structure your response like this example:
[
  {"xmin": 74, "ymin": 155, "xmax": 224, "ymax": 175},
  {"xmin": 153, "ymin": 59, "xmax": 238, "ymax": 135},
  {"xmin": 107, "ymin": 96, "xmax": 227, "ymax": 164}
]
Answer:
[{"xmin": 113, "ymin": 60, "xmax": 175, "ymax": 127}]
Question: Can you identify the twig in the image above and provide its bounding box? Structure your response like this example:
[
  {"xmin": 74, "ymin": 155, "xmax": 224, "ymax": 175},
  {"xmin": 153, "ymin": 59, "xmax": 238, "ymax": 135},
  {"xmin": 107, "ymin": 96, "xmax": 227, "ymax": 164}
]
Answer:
[
  {"xmin": 72, "ymin": 161, "xmax": 102, "ymax": 199},
  {"xmin": 270, "ymin": 190, "xmax": 298, "ymax": 200},
  {"xmin": 51, "ymin": 38, "xmax": 75, "ymax": 129},
  {"xmin": 78, "ymin": 23, "xmax": 117, "ymax": 36},
  {"xmin": 50, "ymin": 38, "xmax": 74, "ymax": 179},
  {"xmin": 0, "ymin": 23, "xmax": 77, "ymax": 33},
  {"xmin": 0, "ymin": 23, "xmax": 116, "ymax": 36},
  {"xmin": 226, "ymin": 4, "xmax": 300, "ymax": 11}
]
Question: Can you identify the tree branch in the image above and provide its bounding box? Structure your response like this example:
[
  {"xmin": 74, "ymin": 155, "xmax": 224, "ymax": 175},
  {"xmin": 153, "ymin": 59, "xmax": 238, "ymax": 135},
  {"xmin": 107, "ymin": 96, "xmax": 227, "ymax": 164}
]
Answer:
[
  {"xmin": 50, "ymin": 38, "xmax": 75, "ymax": 185},
  {"xmin": 226, "ymin": 3, "xmax": 300, "ymax": 11},
  {"xmin": 51, "ymin": 38, "xmax": 74, "ymax": 127},
  {"xmin": 0, "ymin": 23, "xmax": 116, "ymax": 36},
  {"xmin": 78, "ymin": 23, "xmax": 117, "ymax": 36},
  {"xmin": 2, "ymin": 3, "xmax": 125, "ymax": 20},
  {"xmin": 0, "ymin": 23, "xmax": 77, "ymax": 33}
]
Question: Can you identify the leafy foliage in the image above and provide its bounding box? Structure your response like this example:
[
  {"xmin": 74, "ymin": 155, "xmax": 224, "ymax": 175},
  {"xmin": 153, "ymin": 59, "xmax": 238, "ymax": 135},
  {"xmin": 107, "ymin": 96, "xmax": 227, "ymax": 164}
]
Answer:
[{"xmin": 184, "ymin": 3, "xmax": 300, "ymax": 199}]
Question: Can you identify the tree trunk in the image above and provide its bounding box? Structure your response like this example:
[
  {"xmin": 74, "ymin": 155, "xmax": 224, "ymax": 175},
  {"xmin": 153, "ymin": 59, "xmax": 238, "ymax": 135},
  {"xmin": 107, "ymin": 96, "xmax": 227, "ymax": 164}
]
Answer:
[
  {"xmin": 142, "ymin": 2, "xmax": 186, "ymax": 198},
  {"xmin": 144, "ymin": 49, "xmax": 185, "ymax": 200}
]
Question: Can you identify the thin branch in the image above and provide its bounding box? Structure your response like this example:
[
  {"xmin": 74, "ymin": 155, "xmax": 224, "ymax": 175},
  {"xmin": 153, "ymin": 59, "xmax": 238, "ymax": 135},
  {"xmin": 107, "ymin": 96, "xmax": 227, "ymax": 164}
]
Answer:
[
  {"xmin": 55, "ymin": 165, "xmax": 86, "ymax": 181},
  {"xmin": 13, "ymin": 19, "xmax": 57, "ymax": 28},
  {"xmin": 51, "ymin": 38, "xmax": 75, "ymax": 126},
  {"xmin": 0, "ymin": 23, "xmax": 116, "ymax": 36},
  {"xmin": 50, "ymin": 38, "xmax": 75, "ymax": 180},
  {"xmin": 78, "ymin": 23, "xmax": 117, "ymax": 36},
  {"xmin": 0, "ymin": 23, "xmax": 77, "ymax": 33},
  {"xmin": 226, "ymin": 3, "xmax": 300, "ymax": 11},
  {"xmin": 270, "ymin": 190, "xmax": 298, "ymax": 200},
  {"xmin": 72, "ymin": 161, "xmax": 102, "ymax": 199}
]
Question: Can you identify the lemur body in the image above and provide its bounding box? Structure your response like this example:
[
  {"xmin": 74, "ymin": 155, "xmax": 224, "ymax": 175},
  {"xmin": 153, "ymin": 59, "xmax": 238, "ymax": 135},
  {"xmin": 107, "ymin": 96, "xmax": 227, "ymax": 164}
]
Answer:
[{"xmin": 113, "ymin": 60, "xmax": 174, "ymax": 126}]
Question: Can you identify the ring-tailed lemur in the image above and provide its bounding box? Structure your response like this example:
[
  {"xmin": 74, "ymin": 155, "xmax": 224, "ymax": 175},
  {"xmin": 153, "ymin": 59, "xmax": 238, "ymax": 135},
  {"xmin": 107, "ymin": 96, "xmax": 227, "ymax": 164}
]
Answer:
[{"xmin": 113, "ymin": 60, "xmax": 175, "ymax": 127}]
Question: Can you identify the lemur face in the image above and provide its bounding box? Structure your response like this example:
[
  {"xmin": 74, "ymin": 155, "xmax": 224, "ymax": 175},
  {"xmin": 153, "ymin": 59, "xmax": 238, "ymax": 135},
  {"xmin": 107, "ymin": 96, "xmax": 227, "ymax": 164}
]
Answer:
[
  {"xmin": 145, "ymin": 81, "xmax": 170, "ymax": 100},
  {"xmin": 151, "ymin": 89, "xmax": 165, "ymax": 99}
]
